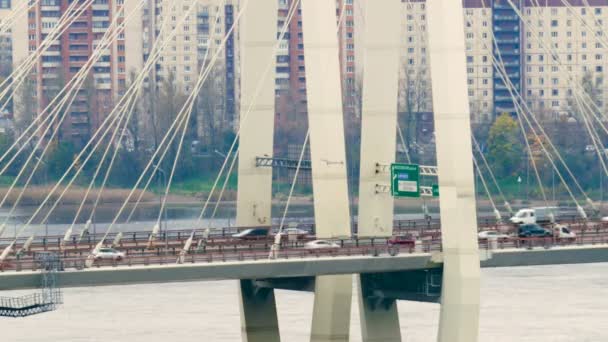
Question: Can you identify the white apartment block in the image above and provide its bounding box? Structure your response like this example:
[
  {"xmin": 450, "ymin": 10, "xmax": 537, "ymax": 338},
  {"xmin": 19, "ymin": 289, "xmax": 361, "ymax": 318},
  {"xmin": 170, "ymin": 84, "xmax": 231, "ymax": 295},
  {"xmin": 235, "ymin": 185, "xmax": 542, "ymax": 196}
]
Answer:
[
  {"xmin": 522, "ymin": 3, "xmax": 608, "ymax": 119},
  {"xmin": 355, "ymin": 1, "xmax": 494, "ymax": 123},
  {"xmin": 358, "ymin": 0, "xmax": 608, "ymax": 124}
]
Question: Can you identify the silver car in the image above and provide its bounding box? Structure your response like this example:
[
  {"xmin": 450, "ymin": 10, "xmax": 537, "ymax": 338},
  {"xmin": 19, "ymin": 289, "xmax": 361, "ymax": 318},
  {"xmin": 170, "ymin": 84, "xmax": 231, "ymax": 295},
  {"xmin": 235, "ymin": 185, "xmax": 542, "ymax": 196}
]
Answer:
[
  {"xmin": 92, "ymin": 248, "xmax": 125, "ymax": 261},
  {"xmin": 304, "ymin": 240, "xmax": 340, "ymax": 249}
]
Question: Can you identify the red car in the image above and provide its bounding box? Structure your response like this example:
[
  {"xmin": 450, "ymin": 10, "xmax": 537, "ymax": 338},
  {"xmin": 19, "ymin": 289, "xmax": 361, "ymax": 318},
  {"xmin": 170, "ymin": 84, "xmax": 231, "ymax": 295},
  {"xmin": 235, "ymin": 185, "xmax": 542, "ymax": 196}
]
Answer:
[{"xmin": 388, "ymin": 235, "xmax": 416, "ymax": 248}]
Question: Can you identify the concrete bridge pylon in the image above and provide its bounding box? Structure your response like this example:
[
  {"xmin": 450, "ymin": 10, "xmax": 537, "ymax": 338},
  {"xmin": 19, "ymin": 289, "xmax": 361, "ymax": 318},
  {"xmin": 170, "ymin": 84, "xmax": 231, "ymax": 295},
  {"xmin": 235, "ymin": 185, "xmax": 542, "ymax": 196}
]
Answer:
[
  {"xmin": 236, "ymin": 0, "xmax": 280, "ymax": 341},
  {"xmin": 427, "ymin": 0, "xmax": 481, "ymax": 341}
]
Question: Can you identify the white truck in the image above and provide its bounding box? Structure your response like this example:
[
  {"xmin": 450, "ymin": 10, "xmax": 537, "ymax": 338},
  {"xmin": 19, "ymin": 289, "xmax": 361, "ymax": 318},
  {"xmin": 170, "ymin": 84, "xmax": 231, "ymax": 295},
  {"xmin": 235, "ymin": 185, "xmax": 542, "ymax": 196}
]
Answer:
[
  {"xmin": 509, "ymin": 207, "xmax": 558, "ymax": 225},
  {"xmin": 553, "ymin": 224, "xmax": 576, "ymax": 241}
]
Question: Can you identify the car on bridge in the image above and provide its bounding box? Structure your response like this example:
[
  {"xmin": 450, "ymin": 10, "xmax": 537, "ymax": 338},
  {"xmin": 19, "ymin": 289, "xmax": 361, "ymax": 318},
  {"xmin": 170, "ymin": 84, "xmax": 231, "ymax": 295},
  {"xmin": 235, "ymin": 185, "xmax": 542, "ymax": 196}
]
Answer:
[
  {"xmin": 553, "ymin": 224, "xmax": 576, "ymax": 242},
  {"xmin": 518, "ymin": 224, "xmax": 552, "ymax": 238},
  {"xmin": 387, "ymin": 235, "xmax": 416, "ymax": 248},
  {"xmin": 477, "ymin": 230, "xmax": 510, "ymax": 240},
  {"xmin": 276, "ymin": 228, "xmax": 310, "ymax": 239},
  {"xmin": 91, "ymin": 248, "xmax": 125, "ymax": 262},
  {"xmin": 232, "ymin": 228, "xmax": 270, "ymax": 240},
  {"xmin": 510, "ymin": 207, "xmax": 557, "ymax": 225},
  {"xmin": 304, "ymin": 240, "xmax": 340, "ymax": 250}
]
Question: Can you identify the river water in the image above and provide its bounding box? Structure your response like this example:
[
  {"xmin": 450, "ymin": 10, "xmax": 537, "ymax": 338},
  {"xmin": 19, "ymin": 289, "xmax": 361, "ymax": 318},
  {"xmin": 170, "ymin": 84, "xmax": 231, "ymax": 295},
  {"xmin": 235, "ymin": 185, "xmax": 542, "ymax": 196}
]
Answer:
[{"xmin": 2, "ymin": 263, "xmax": 608, "ymax": 341}]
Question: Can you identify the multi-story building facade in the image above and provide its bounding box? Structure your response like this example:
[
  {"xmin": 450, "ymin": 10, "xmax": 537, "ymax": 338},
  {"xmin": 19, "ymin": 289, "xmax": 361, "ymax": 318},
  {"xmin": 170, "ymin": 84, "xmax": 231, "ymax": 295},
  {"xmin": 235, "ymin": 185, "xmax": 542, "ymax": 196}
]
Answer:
[
  {"xmin": 275, "ymin": 0, "xmax": 357, "ymax": 131},
  {"xmin": 150, "ymin": 0, "xmax": 238, "ymax": 141},
  {"xmin": 1, "ymin": 0, "xmax": 143, "ymax": 145},
  {"xmin": 357, "ymin": 0, "xmax": 608, "ymax": 124}
]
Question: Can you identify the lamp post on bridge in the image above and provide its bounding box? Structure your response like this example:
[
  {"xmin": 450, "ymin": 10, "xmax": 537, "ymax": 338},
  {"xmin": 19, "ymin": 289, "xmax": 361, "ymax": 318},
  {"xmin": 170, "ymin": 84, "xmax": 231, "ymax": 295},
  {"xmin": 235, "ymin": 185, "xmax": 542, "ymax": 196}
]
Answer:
[
  {"xmin": 517, "ymin": 175, "xmax": 522, "ymax": 202},
  {"xmin": 213, "ymin": 150, "xmax": 228, "ymax": 223},
  {"xmin": 34, "ymin": 155, "xmax": 49, "ymax": 239},
  {"xmin": 153, "ymin": 165, "xmax": 168, "ymax": 241}
]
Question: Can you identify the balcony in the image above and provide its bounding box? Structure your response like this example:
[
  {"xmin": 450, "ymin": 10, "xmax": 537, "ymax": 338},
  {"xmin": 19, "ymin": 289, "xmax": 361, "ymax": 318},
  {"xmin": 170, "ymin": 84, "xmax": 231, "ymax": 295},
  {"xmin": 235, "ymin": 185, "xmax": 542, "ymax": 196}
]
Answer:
[
  {"xmin": 494, "ymin": 15, "xmax": 519, "ymax": 21},
  {"xmin": 498, "ymin": 60, "xmax": 520, "ymax": 67},
  {"xmin": 494, "ymin": 25, "xmax": 519, "ymax": 32},
  {"xmin": 495, "ymin": 106, "xmax": 516, "ymax": 113},
  {"xmin": 494, "ymin": 95, "xmax": 515, "ymax": 102},
  {"xmin": 495, "ymin": 37, "xmax": 519, "ymax": 44},
  {"xmin": 493, "ymin": 3, "xmax": 515, "ymax": 10},
  {"xmin": 495, "ymin": 48, "xmax": 520, "ymax": 56}
]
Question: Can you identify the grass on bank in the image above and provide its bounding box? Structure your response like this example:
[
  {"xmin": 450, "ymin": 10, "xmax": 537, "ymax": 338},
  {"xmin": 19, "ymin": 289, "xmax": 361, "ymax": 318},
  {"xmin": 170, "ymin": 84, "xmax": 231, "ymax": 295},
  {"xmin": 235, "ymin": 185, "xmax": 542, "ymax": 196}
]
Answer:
[{"xmin": 0, "ymin": 186, "xmax": 154, "ymax": 206}]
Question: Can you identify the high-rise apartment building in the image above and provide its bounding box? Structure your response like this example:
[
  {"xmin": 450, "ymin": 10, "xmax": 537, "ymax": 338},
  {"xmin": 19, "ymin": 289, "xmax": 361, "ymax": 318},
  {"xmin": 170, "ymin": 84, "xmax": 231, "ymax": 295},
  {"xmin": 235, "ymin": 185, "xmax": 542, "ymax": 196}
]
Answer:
[
  {"xmin": 0, "ymin": 0, "xmax": 143, "ymax": 145},
  {"xmin": 389, "ymin": 0, "xmax": 608, "ymax": 123},
  {"xmin": 275, "ymin": 0, "xmax": 357, "ymax": 126},
  {"xmin": 150, "ymin": 0, "xmax": 238, "ymax": 139}
]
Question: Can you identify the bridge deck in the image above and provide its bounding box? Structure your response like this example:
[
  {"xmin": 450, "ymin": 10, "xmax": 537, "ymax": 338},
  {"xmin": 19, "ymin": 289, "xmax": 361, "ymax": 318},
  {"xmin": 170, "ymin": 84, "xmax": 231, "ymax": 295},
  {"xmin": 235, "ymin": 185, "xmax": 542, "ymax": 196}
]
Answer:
[{"xmin": 2, "ymin": 244, "xmax": 608, "ymax": 291}]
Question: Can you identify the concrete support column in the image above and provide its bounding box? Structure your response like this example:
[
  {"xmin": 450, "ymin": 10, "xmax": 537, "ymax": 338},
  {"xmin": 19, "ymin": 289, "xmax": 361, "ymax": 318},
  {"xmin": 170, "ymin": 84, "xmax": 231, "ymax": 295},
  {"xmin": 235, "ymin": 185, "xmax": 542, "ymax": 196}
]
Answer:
[
  {"xmin": 310, "ymin": 275, "xmax": 352, "ymax": 342},
  {"xmin": 239, "ymin": 280, "xmax": 281, "ymax": 342},
  {"xmin": 356, "ymin": 1, "xmax": 403, "ymax": 341},
  {"xmin": 357, "ymin": 276, "xmax": 401, "ymax": 342},
  {"xmin": 236, "ymin": 1, "xmax": 280, "ymax": 341},
  {"xmin": 236, "ymin": 0, "xmax": 277, "ymax": 227},
  {"xmin": 300, "ymin": 1, "xmax": 353, "ymax": 341},
  {"xmin": 426, "ymin": 1, "xmax": 481, "ymax": 341},
  {"xmin": 357, "ymin": 0, "xmax": 402, "ymax": 238}
]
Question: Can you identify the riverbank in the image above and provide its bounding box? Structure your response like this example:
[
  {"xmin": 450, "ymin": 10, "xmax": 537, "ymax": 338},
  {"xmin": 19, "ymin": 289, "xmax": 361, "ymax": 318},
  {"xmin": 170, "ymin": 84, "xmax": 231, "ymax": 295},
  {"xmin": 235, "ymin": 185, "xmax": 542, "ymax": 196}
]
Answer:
[{"xmin": 0, "ymin": 186, "xmax": 155, "ymax": 206}]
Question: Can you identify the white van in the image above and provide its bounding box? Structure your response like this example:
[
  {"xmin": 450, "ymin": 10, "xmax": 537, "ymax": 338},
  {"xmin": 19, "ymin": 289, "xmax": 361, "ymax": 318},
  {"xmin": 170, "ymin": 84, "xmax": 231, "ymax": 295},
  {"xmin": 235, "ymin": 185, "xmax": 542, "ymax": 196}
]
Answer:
[
  {"xmin": 554, "ymin": 224, "xmax": 576, "ymax": 241},
  {"xmin": 510, "ymin": 207, "xmax": 557, "ymax": 225}
]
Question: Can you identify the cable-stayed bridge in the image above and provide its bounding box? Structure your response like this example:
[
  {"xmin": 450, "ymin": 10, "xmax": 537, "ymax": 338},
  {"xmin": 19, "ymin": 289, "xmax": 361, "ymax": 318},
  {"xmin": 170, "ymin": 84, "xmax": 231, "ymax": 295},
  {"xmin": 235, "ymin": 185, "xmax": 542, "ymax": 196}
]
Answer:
[{"xmin": 0, "ymin": 0, "xmax": 607, "ymax": 341}]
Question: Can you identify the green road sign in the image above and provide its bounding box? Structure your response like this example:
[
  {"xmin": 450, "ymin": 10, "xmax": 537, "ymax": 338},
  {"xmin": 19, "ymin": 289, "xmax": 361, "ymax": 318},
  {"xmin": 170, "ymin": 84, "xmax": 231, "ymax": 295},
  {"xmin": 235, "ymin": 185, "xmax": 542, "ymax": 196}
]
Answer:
[
  {"xmin": 432, "ymin": 184, "xmax": 439, "ymax": 197},
  {"xmin": 391, "ymin": 163, "xmax": 420, "ymax": 198}
]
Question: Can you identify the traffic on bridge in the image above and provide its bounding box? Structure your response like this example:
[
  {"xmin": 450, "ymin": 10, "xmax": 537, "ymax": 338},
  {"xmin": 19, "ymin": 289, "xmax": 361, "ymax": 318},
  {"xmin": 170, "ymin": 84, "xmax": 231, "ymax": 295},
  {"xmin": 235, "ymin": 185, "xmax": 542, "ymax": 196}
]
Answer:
[{"xmin": 1, "ymin": 216, "xmax": 607, "ymax": 273}]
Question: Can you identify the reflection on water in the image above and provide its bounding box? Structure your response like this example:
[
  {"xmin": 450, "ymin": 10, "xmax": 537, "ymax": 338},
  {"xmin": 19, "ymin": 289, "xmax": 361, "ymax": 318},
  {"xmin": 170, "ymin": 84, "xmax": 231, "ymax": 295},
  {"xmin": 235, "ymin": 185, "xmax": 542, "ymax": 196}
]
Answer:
[{"xmin": 1, "ymin": 263, "xmax": 608, "ymax": 341}]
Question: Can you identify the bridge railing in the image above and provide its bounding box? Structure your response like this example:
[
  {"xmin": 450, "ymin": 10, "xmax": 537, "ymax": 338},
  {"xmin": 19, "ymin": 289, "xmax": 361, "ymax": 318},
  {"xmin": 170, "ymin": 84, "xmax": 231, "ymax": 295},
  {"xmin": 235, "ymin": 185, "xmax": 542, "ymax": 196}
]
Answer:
[{"xmin": 1, "ymin": 236, "xmax": 446, "ymax": 272}]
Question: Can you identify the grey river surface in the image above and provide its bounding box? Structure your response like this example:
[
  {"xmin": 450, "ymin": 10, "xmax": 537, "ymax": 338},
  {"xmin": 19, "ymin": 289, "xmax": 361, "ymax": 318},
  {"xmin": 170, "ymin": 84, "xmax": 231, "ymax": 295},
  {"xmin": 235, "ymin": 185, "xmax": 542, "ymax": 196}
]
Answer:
[{"xmin": 2, "ymin": 263, "xmax": 608, "ymax": 341}]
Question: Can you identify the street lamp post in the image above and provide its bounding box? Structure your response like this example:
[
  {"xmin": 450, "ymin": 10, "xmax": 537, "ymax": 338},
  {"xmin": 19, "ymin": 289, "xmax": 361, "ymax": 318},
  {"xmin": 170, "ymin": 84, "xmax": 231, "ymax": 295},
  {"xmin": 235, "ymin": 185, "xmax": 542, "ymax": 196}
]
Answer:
[
  {"xmin": 517, "ymin": 175, "xmax": 522, "ymax": 202},
  {"xmin": 154, "ymin": 165, "xmax": 168, "ymax": 238},
  {"xmin": 34, "ymin": 156, "xmax": 49, "ymax": 239}
]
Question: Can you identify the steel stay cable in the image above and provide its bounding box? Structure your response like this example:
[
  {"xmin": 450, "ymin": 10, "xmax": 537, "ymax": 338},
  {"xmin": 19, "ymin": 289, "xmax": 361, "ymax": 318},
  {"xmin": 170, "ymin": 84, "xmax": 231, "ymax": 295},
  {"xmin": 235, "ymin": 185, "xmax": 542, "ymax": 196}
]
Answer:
[
  {"xmin": 0, "ymin": 0, "xmax": 145, "ymax": 174},
  {"xmin": 41, "ymin": 90, "xmax": 141, "ymax": 229},
  {"xmin": 269, "ymin": 130, "xmax": 310, "ymax": 259},
  {"xmin": 119, "ymin": 0, "xmax": 230, "ymax": 225},
  {"xmin": 153, "ymin": 0, "xmax": 238, "ymax": 228},
  {"xmin": 0, "ymin": 1, "xmax": 144, "ymax": 213},
  {"xmin": 504, "ymin": 0, "xmax": 595, "ymax": 210},
  {"xmin": 472, "ymin": 135, "xmax": 513, "ymax": 214},
  {"xmin": 6, "ymin": 0, "xmax": 172, "ymax": 240},
  {"xmin": 0, "ymin": 0, "xmax": 95, "ymax": 110},
  {"xmin": 0, "ymin": 0, "xmax": 100, "ymax": 168},
  {"xmin": 31, "ymin": 0, "xmax": 195, "ymax": 231},
  {"xmin": 478, "ymin": 1, "xmax": 553, "ymax": 211},
  {"xmin": 1, "ymin": 0, "xmax": 193, "ymax": 255},
  {"xmin": 271, "ymin": 5, "xmax": 349, "ymax": 258},
  {"xmin": 525, "ymin": 0, "xmax": 603, "ymax": 211},
  {"xmin": 480, "ymin": 0, "xmax": 577, "ymax": 209},
  {"xmin": 91, "ymin": 0, "xmax": 235, "ymax": 248},
  {"xmin": 0, "ymin": 0, "xmax": 36, "ymax": 35},
  {"xmin": 472, "ymin": 152, "xmax": 502, "ymax": 221},
  {"xmin": 194, "ymin": 0, "xmax": 300, "ymax": 228},
  {"xmin": 493, "ymin": 52, "xmax": 582, "ymax": 213}
]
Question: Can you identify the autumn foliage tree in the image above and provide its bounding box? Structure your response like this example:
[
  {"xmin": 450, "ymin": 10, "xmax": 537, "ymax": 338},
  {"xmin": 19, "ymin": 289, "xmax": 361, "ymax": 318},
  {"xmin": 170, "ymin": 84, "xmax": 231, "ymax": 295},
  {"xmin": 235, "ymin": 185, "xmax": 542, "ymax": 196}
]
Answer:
[{"xmin": 487, "ymin": 113, "xmax": 523, "ymax": 178}]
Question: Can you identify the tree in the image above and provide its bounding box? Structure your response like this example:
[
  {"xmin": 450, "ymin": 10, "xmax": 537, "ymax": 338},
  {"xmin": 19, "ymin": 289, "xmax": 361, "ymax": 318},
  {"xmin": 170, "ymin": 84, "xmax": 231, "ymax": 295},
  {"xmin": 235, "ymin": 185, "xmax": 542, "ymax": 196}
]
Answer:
[
  {"xmin": 46, "ymin": 141, "xmax": 76, "ymax": 179},
  {"xmin": 487, "ymin": 113, "xmax": 523, "ymax": 178},
  {"xmin": 197, "ymin": 67, "xmax": 229, "ymax": 150},
  {"xmin": 14, "ymin": 71, "xmax": 37, "ymax": 134},
  {"xmin": 398, "ymin": 64, "xmax": 429, "ymax": 162}
]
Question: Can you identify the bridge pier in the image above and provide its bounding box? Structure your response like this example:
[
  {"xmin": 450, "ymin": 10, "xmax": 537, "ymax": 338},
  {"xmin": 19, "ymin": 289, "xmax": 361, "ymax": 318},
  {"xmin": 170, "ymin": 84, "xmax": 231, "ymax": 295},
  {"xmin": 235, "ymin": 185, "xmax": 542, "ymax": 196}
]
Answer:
[
  {"xmin": 310, "ymin": 275, "xmax": 352, "ymax": 342},
  {"xmin": 238, "ymin": 280, "xmax": 281, "ymax": 342},
  {"xmin": 357, "ymin": 276, "xmax": 401, "ymax": 342}
]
